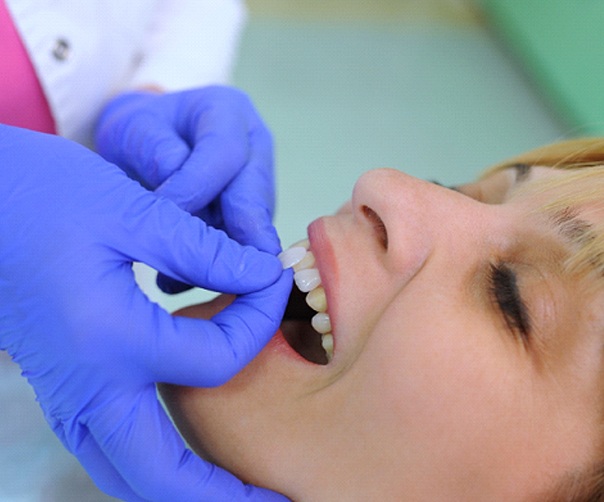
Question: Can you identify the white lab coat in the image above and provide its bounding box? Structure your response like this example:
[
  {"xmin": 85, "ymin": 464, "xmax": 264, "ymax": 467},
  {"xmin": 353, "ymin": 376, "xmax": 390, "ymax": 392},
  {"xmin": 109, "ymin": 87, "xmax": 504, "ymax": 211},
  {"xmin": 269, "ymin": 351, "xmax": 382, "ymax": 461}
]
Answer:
[{"xmin": 5, "ymin": 0, "xmax": 247, "ymax": 146}]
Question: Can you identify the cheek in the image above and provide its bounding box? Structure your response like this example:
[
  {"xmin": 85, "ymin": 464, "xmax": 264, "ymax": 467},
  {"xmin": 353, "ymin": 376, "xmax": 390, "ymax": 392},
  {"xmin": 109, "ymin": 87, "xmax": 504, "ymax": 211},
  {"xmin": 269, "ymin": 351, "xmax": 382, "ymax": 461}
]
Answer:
[{"xmin": 350, "ymin": 298, "xmax": 541, "ymax": 490}]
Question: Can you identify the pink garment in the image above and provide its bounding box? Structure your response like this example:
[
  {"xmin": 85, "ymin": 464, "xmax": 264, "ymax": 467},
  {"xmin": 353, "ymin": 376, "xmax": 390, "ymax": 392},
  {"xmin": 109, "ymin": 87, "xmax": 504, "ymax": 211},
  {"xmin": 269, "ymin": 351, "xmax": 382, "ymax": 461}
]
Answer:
[{"xmin": 0, "ymin": 0, "xmax": 56, "ymax": 133}]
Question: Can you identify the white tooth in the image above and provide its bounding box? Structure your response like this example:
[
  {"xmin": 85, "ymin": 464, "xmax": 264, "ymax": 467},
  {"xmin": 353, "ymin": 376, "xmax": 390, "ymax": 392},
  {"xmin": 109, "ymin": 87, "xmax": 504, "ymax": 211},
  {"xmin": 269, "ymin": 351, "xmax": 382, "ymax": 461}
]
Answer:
[
  {"xmin": 311, "ymin": 312, "xmax": 331, "ymax": 334},
  {"xmin": 294, "ymin": 268, "xmax": 321, "ymax": 293},
  {"xmin": 321, "ymin": 334, "xmax": 334, "ymax": 361},
  {"xmin": 291, "ymin": 238, "xmax": 310, "ymax": 250},
  {"xmin": 278, "ymin": 246, "xmax": 307, "ymax": 269},
  {"xmin": 306, "ymin": 286, "xmax": 327, "ymax": 312},
  {"xmin": 293, "ymin": 251, "xmax": 315, "ymax": 272}
]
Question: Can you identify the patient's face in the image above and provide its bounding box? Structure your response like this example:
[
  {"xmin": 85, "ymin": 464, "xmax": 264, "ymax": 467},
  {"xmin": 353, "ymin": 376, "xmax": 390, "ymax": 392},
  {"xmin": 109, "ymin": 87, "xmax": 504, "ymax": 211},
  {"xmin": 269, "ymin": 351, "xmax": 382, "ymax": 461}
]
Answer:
[{"xmin": 162, "ymin": 165, "xmax": 604, "ymax": 501}]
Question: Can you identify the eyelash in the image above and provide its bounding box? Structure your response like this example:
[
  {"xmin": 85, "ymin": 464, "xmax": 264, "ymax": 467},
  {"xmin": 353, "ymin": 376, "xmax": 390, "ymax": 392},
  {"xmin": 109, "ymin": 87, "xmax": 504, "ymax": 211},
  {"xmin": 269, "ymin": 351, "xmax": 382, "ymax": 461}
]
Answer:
[
  {"xmin": 488, "ymin": 263, "xmax": 531, "ymax": 343},
  {"xmin": 431, "ymin": 178, "xmax": 532, "ymax": 342},
  {"xmin": 429, "ymin": 179, "xmax": 460, "ymax": 192}
]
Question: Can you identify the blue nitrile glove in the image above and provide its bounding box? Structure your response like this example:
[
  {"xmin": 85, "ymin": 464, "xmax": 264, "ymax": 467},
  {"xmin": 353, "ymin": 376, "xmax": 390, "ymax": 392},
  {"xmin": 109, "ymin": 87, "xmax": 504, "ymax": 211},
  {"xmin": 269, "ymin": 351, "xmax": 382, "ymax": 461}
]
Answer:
[
  {"xmin": 0, "ymin": 125, "xmax": 292, "ymax": 502},
  {"xmin": 95, "ymin": 85, "xmax": 277, "ymax": 294}
]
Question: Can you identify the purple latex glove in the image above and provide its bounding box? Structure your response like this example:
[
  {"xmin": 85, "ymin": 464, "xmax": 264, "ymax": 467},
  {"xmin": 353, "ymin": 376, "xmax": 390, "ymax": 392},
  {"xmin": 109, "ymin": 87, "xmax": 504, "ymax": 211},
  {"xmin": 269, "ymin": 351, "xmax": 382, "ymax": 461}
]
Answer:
[
  {"xmin": 0, "ymin": 125, "xmax": 291, "ymax": 501},
  {"xmin": 95, "ymin": 86, "xmax": 278, "ymax": 294}
]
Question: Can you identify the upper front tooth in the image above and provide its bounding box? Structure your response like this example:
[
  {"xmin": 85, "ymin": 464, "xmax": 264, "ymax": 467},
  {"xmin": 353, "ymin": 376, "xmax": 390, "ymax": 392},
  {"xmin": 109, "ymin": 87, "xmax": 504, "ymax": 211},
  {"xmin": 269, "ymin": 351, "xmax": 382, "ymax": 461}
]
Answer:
[
  {"xmin": 306, "ymin": 286, "xmax": 327, "ymax": 312},
  {"xmin": 278, "ymin": 246, "xmax": 307, "ymax": 269},
  {"xmin": 291, "ymin": 238, "xmax": 310, "ymax": 250},
  {"xmin": 294, "ymin": 268, "xmax": 321, "ymax": 292},
  {"xmin": 311, "ymin": 312, "xmax": 331, "ymax": 334},
  {"xmin": 293, "ymin": 251, "xmax": 315, "ymax": 272}
]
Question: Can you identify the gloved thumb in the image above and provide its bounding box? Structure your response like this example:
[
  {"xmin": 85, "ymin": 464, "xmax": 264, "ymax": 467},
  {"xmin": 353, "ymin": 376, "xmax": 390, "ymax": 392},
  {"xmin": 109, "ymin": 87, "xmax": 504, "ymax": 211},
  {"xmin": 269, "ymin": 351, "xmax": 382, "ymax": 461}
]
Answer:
[{"xmin": 103, "ymin": 181, "xmax": 283, "ymax": 295}]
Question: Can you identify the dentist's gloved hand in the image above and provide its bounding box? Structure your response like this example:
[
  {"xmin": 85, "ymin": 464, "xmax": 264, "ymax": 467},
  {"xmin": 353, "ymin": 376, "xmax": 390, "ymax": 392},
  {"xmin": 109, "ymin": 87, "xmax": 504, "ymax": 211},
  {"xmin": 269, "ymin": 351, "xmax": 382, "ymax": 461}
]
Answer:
[
  {"xmin": 95, "ymin": 85, "xmax": 277, "ymax": 294},
  {"xmin": 0, "ymin": 125, "xmax": 291, "ymax": 502}
]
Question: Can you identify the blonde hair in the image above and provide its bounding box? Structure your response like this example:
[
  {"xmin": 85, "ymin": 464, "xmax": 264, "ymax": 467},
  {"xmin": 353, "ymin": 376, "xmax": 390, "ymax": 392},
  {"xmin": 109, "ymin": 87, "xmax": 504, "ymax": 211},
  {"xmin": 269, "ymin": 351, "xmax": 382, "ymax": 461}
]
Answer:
[
  {"xmin": 485, "ymin": 139, "xmax": 604, "ymax": 283},
  {"xmin": 485, "ymin": 138, "xmax": 604, "ymax": 502},
  {"xmin": 482, "ymin": 138, "xmax": 604, "ymax": 176}
]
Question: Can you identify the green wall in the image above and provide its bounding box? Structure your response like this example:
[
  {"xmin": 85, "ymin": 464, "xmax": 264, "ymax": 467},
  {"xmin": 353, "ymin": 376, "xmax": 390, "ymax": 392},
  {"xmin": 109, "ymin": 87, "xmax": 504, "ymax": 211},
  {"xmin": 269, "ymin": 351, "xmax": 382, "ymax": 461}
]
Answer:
[{"xmin": 480, "ymin": 0, "xmax": 604, "ymax": 135}]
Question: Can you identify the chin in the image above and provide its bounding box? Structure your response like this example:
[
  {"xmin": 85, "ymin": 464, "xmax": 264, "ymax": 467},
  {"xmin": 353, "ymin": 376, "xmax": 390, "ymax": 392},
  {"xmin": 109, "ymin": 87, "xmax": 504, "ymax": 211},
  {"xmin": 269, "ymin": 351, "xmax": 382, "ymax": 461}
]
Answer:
[
  {"xmin": 159, "ymin": 293, "xmax": 327, "ymax": 500},
  {"xmin": 160, "ymin": 362, "xmax": 283, "ymax": 489}
]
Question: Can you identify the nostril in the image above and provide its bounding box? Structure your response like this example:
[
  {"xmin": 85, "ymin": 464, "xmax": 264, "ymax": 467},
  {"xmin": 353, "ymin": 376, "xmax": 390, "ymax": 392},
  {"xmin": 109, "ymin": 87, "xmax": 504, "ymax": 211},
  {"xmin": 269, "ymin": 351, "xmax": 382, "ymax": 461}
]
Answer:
[{"xmin": 361, "ymin": 205, "xmax": 388, "ymax": 250}]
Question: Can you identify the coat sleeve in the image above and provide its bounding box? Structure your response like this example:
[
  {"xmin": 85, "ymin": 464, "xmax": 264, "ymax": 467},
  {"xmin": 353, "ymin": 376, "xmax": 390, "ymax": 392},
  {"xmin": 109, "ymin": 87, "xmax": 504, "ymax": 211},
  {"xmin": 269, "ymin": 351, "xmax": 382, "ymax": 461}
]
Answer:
[{"xmin": 5, "ymin": 0, "xmax": 246, "ymax": 146}]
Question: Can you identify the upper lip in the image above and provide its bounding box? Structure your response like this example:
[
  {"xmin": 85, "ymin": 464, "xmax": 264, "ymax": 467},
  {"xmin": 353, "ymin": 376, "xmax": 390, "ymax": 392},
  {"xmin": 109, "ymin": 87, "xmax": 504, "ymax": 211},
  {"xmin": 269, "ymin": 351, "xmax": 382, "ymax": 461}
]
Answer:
[{"xmin": 308, "ymin": 218, "xmax": 338, "ymax": 358}]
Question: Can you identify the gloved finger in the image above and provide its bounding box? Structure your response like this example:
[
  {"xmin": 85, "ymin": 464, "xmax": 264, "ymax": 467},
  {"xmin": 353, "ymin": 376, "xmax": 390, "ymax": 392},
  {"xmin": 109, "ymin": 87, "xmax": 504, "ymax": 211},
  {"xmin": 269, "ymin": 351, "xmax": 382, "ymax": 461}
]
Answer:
[
  {"xmin": 144, "ymin": 270, "xmax": 292, "ymax": 387},
  {"xmin": 96, "ymin": 93, "xmax": 192, "ymax": 189},
  {"xmin": 155, "ymin": 201, "xmax": 226, "ymax": 295},
  {"xmin": 64, "ymin": 424, "xmax": 146, "ymax": 501},
  {"xmin": 154, "ymin": 101, "xmax": 250, "ymax": 213},
  {"xmin": 105, "ymin": 184, "xmax": 283, "ymax": 295},
  {"xmin": 219, "ymin": 123, "xmax": 280, "ymax": 254},
  {"xmin": 127, "ymin": 117, "xmax": 192, "ymax": 189},
  {"xmin": 86, "ymin": 390, "xmax": 290, "ymax": 502}
]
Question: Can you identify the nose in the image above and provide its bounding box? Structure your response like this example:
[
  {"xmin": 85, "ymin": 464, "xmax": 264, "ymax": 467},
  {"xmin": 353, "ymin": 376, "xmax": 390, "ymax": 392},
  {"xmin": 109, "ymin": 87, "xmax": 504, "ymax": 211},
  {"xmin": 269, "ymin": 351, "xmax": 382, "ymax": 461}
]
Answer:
[{"xmin": 351, "ymin": 168, "xmax": 485, "ymax": 274}]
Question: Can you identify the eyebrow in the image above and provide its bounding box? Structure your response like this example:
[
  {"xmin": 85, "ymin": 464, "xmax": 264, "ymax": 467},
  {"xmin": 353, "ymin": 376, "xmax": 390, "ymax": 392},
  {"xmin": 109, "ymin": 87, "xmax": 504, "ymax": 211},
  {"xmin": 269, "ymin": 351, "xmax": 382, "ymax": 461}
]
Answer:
[
  {"xmin": 550, "ymin": 207, "xmax": 604, "ymax": 277},
  {"xmin": 509, "ymin": 163, "xmax": 593, "ymax": 243},
  {"xmin": 510, "ymin": 164, "xmax": 604, "ymax": 275},
  {"xmin": 551, "ymin": 207, "xmax": 595, "ymax": 246}
]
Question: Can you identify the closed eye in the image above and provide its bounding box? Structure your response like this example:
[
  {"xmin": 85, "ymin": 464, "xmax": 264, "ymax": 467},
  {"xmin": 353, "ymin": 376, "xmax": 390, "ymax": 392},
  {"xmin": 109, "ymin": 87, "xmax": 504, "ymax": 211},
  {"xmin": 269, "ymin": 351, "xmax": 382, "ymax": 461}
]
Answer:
[
  {"xmin": 429, "ymin": 179, "xmax": 461, "ymax": 192},
  {"xmin": 488, "ymin": 263, "xmax": 531, "ymax": 344}
]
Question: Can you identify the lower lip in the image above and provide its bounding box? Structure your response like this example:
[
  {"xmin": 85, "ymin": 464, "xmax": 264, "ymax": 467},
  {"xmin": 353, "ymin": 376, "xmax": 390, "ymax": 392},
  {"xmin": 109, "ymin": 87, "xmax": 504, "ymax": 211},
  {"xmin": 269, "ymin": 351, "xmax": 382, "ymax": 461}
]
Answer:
[{"xmin": 267, "ymin": 327, "xmax": 320, "ymax": 365}]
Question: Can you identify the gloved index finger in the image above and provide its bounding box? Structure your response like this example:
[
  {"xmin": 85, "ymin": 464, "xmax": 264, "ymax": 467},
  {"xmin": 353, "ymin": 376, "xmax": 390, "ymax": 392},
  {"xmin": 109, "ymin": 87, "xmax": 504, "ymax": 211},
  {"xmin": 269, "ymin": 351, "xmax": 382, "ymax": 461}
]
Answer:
[{"xmin": 155, "ymin": 90, "xmax": 252, "ymax": 213}]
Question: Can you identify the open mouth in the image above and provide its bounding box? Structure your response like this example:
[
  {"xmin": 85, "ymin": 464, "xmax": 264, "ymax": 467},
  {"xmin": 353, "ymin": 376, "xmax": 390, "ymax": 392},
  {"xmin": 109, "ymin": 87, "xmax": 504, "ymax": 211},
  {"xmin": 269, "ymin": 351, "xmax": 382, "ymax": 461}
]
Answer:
[{"xmin": 279, "ymin": 240, "xmax": 333, "ymax": 365}]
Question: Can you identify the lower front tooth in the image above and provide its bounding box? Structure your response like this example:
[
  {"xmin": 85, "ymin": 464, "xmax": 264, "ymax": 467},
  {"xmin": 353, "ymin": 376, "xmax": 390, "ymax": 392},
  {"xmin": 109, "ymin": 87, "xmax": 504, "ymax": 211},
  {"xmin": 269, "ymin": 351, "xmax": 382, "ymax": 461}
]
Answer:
[
  {"xmin": 311, "ymin": 312, "xmax": 331, "ymax": 334},
  {"xmin": 294, "ymin": 268, "xmax": 321, "ymax": 293}
]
